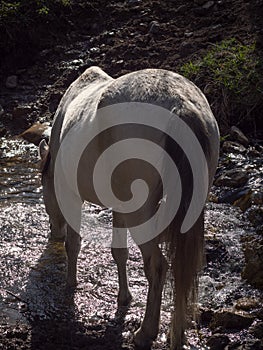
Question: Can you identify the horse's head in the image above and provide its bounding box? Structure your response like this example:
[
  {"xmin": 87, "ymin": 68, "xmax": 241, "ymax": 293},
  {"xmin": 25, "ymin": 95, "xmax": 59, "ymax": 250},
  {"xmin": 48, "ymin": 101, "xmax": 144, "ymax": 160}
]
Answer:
[{"xmin": 39, "ymin": 139, "xmax": 67, "ymax": 241}]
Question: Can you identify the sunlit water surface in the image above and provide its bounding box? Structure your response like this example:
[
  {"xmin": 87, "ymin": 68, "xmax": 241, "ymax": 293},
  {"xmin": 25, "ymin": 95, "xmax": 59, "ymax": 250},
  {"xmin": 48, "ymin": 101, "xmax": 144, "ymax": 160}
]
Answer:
[{"xmin": 0, "ymin": 138, "xmax": 261, "ymax": 349}]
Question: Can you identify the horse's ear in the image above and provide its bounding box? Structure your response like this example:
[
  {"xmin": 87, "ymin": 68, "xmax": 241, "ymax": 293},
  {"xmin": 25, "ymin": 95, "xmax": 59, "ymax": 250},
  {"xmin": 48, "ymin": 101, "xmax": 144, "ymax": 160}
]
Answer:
[{"xmin": 39, "ymin": 139, "xmax": 49, "ymax": 160}]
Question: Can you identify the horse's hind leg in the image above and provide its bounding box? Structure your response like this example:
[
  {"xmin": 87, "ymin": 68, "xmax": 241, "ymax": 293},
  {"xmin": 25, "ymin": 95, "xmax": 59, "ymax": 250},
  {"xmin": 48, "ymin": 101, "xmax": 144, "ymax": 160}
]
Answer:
[
  {"xmin": 66, "ymin": 225, "xmax": 81, "ymax": 287},
  {"xmin": 134, "ymin": 241, "xmax": 168, "ymax": 349},
  {"xmin": 111, "ymin": 212, "xmax": 132, "ymax": 307}
]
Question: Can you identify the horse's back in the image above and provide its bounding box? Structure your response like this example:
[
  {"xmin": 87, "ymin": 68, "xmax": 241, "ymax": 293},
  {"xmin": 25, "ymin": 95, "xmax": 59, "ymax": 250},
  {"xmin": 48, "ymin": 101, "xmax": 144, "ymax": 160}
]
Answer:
[
  {"xmin": 99, "ymin": 68, "xmax": 208, "ymax": 115},
  {"xmin": 99, "ymin": 68, "xmax": 219, "ymax": 175}
]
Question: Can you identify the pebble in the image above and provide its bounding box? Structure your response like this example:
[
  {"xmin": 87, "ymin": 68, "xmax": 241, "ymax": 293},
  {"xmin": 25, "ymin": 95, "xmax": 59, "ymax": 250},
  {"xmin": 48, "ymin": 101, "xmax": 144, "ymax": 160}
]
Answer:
[
  {"xmin": 222, "ymin": 140, "xmax": 247, "ymax": 154},
  {"xmin": 184, "ymin": 31, "xmax": 194, "ymax": 38},
  {"xmin": 203, "ymin": 1, "xmax": 215, "ymax": 10},
  {"xmin": 0, "ymin": 105, "xmax": 4, "ymax": 116},
  {"xmin": 6, "ymin": 75, "xmax": 18, "ymax": 89},
  {"xmin": 214, "ymin": 169, "xmax": 249, "ymax": 188},
  {"xmin": 230, "ymin": 126, "xmax": 249, "ymax": 146},
  {"xmin": 179, "ymin": 42, "xmax": 195, "ymax": 57},
  {"xmin": 210, "ymin": 308, "xmax": 254, "ymax": 330},
  {"xmin": 149, "ymin": 21, "xmax": 160, "ymax": 34}
]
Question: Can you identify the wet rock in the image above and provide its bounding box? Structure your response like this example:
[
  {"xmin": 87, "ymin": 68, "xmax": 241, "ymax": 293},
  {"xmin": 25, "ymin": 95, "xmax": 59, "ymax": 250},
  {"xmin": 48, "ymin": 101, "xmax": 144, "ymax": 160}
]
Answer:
[
  {"xmin": 200, "ymin": 307, "xmax": 214, "ymax": 324},
  {"xmin": 222, "ymin": 141, "xmax": 246, "ymax": 154},
  {"xmin": 247, "ymin": 147, "xmax": 261, "ymax": 157},
  {"xmin": 235, "ymin": 297, "xmax": 261, "ymax": 311},
  {"xmin": 214, "ymin": 169, "xmax": 249, "ymax": 188},
  {"xmin": 242, "ymin": 235, "xmax": 263, "ymax": 289},
  {"xmin": 6, "ymin": 75, "xmax": 18, "ymax": 89},
  {"xmin": 249, "ymin": 321, "xmax": 263, "ymax": 338},
  {"xmin": 12, "ymin": 105, "xmax": 32, "ymax": 119},
  {"xmin": 230, "ymin": 126, "xmax": 249, "ymax": 146},
  {"xmin": 207, "ymin": 333, "xmax": 230, "ymax": 349},
  {"xmin": 210, "ymin": 309, "xmax": 254, "ymax": 330},
  {"xmin": 241, "ymin": 339, "xmax": 263, "ymax": 349},
  {"xmin": 19, "ymin": 122, "xmax": 51, "ymax": 145},
  {"xmin": 233, "ymin": 190, "xmax": 252, "ymax": 211},
  {"xmin": 205, "ymin": 238, "xmax": 227, "ymax": 264},
  {"xmin": 218, "ymin": 187, "xmax": 251, "ymax": 205},
  {"xmin": 247, "ymin": 206, "xmax": 263, "ymax": 226},
  {"xmin": 251, "ymin": 191, "xmax": 263, "ymax": 205}
]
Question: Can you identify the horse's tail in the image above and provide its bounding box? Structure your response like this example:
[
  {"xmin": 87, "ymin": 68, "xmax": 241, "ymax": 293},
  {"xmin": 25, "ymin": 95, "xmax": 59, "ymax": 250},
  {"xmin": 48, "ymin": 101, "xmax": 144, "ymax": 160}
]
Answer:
[
  {"xmin": 169, "ymin": 212, "xmax": 204, "ymax": 349},
  {"xmin": 164, "ymin": 132, "xmax": 206, "ymax": 349}
]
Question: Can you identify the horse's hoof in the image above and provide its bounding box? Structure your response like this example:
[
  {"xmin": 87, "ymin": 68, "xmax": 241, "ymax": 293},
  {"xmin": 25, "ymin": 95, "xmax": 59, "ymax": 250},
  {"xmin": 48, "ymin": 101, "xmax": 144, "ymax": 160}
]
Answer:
[
  {"xmin": 134, "ymin": 328, "xmax": 153, "ymax": 350},
  {"xmin": 66, "ymin": 278, "xmax": 77, "ymax": 290},
  {"xmin": 117, "ymin": 292, "xmax": 132, "ymax": 307},
  {"xmin": 65, "ymin": 283, "xmax": 77, "ymax": 294}
]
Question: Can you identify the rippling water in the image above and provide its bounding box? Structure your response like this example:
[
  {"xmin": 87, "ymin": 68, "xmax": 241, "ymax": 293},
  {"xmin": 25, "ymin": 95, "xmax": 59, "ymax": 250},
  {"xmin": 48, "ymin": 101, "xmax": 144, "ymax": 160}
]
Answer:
[
  {"xmin": 0, "ymin": 138, "xmax": 42, "ymax": 204},
  {"xmin": 0, "ymin": 138, "xmax": 262, "ymax": 349}
]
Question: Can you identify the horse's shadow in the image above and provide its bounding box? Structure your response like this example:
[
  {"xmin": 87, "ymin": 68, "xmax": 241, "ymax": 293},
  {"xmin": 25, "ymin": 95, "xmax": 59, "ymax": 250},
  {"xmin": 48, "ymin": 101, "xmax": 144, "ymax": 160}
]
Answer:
[{"xmin": 22, "ymin": 241, "xmax": 132, "ymax": 350}]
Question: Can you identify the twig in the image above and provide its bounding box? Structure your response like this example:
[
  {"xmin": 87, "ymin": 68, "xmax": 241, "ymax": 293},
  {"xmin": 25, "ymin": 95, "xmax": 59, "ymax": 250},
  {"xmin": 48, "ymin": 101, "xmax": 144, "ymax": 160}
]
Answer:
[{"xmin": 2, "ymin": 289, "xmax": 28, "ymax": 304}]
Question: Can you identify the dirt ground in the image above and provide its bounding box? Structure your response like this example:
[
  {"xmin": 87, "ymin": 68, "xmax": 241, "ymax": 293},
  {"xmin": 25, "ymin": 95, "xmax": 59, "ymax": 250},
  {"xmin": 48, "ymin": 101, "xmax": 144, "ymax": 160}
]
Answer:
[{"xmin": 0, "ymin": 0, "xmax": 263, "ymax": 136}]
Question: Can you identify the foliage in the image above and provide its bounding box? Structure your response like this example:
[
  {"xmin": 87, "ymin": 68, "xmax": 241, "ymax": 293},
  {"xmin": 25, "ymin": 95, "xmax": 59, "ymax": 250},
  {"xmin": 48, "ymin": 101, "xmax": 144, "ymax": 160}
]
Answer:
[
  {"xmin": 180, "ymin": 38, "xmax": 263, "ymax": 131},
  {"xmin": 0, "ymin": 0, "xmax": 73, "ymax": 67},
  {"xmin": 0, "ymin": 0, "xmax": 71, "ymax": 26}
]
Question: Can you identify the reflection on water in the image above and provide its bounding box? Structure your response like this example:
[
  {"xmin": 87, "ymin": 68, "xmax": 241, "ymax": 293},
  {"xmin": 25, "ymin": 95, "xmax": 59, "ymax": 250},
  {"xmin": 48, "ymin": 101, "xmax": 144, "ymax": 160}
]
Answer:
[
  {"xmin": 0, "ymin": 137, "xmax": 262, "ymax": 349},
  {"xmin": 0, "ymin": 138, "xmax": 42, "ymax": 204},
  {"xmin": 200, "ymin": 202, "xmax": 261, "ymax": 309}
]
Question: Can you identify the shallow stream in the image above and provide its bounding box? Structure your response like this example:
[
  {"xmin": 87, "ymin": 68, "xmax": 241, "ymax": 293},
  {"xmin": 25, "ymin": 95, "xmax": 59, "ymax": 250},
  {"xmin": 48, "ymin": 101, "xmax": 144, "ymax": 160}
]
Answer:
[{"xmin": 0, "ymin": 138, "xmax": 262, "ymax": 349}]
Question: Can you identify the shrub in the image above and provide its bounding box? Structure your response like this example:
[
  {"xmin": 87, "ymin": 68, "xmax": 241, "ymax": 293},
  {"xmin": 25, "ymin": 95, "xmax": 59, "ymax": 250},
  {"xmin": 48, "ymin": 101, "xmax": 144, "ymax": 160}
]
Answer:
[
  {"xmin": 0, "ymin": 1, "xmax": 71, "ymax": 20},
  {"xmin": 180, "ymin": 38, "xmax": 263, "ymax": 133},
  {"xmin": 0, "ymin": 0, "xmax": 72, "ymax": 67}
]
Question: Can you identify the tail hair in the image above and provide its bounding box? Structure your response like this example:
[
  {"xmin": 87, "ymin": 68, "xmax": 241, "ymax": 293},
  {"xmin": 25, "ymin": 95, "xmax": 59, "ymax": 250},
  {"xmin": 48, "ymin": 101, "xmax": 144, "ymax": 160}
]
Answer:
[
  {"xmin": 168, "ymin": 212, "xmax": 204, "ymax": 349},
  {"xmin": 163, "ymin": 133, "xmax": 205, "ymax": 349}
]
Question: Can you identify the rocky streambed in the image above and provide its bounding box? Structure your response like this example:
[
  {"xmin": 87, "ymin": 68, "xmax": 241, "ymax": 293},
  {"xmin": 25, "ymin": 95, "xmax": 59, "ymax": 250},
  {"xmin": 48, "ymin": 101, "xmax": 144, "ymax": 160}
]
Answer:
[{"xmin": 0, "ymin": 124, "xmax": 262, "ymax": 350}]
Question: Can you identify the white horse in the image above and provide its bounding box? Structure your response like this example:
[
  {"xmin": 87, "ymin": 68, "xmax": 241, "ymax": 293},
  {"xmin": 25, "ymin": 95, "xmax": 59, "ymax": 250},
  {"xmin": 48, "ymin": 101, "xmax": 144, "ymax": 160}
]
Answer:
[{"xmin": 39, "ymin": 66, "xmax": 219, "ymax": 349}]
